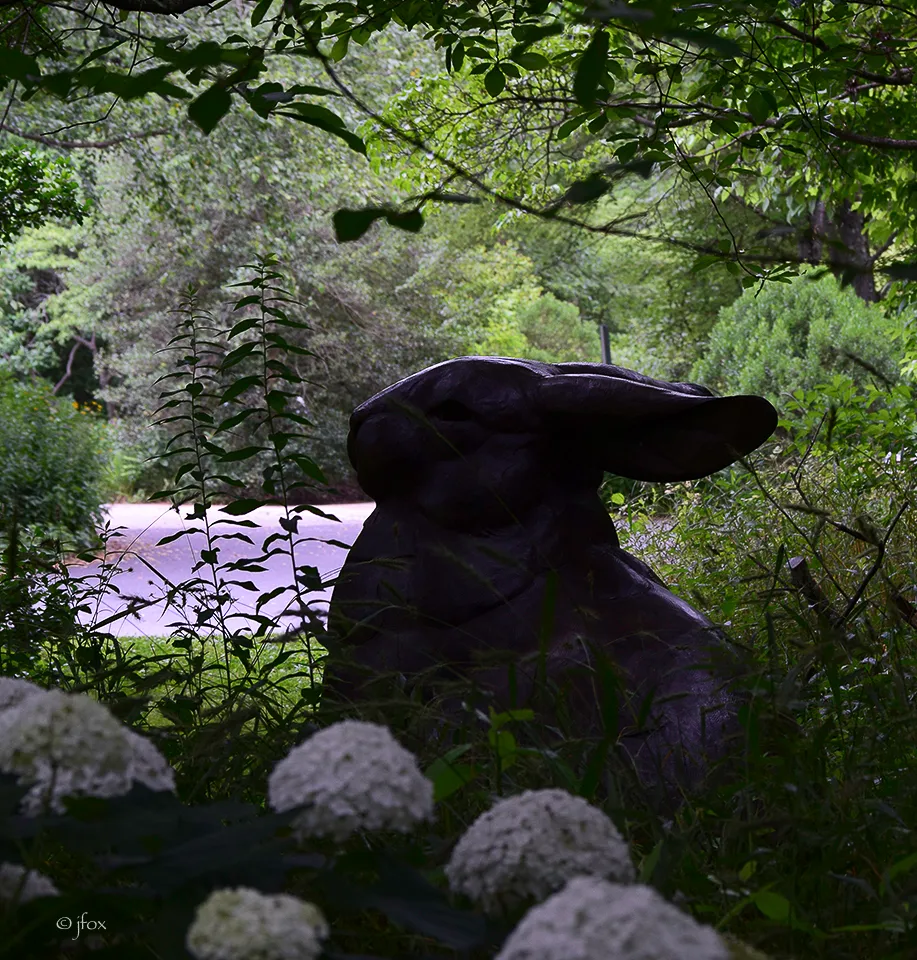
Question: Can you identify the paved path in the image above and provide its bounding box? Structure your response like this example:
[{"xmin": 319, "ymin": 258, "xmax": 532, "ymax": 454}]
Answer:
[
  {"xmin": 69, "ymin": 502, "xmax": 374, "ymax": 638},
  {"xmin": 68, "ymin": 502, "xmax": 664, "ymax": 640}
]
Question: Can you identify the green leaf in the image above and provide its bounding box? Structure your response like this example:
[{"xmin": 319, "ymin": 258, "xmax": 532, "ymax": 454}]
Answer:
[
  {"xmin": 330, "ymin": 34, "xmax": 350, "ymax": 62},
  {"xmin": 691, "ymin": 254, "xmax": 721, "ymax": 272},
  {"xmin": 157, "ymin": 529, "xmax": 201, "ymax": 546},
  {"xmin": 425, "ymin": 757, "xmax": 476, "ymax": 801},
  {"xmin": 663, "ymin": 28, "xmax": 744, "ymax": 58},
  {"xmin": 711, "ymin": 117, "xmax": 738, "ymax": 134},
  {"xmin": 488, "ymin": 728, "xmax": 517, "ymax": 767},
  {"xmin": 250, "ymin": 0, "xmax": 274, "ymax": 27},
  {"xmin": 219, "ymin": 446, "xmax": 267, "ymax": 462},
  {"xmin": 484, "ymin": 66, "xmax": 506, "ymax": 97},
  {"xmin": 489, "ymin": 708, "xmax": 534, "ymax": 729},
  {"xmin": 574, "ymin": 29, "xmax": 609, "ymax": 107},
  {"xmin": 265, "ymin": 389, "xmax": 289, "ymax": 412},
  {"xmin": 0, "ymin": 50, "xmax": 40, "ymax": 82},
  {"xmin": 746, "ymin": 88, "xmax": 777, "ymax": 125},
  {"xmin": 616, "ymin": 140, "xmax": 639, "ymax": 163},
  {"xmin": 155, "ymin": 38, "xmax": 223, "ymax": 69},
  {"xmin": 884, "ymin": 851, "xmax": 917, "ymax": 889},
  {"xmin": 385, "ymin": 209, "xmax": 424, "ymax": 233},
  {"xmin": 452, "ymin": 42, "xmax": 465, "ymax": 72},
  {"xmin": 753, "ymin": 890, "xmax": 791, "ymax": 922},
  {"xmin": 276, "ymin": 106, "xmax": 366, "ymax": 154},
  {"xmin": 220, "ymin": 499, "xmax": 268, "ymax": 515},
  {"xmin": 289, "ymin": 454, "xmax": 327, "ymax": 482},
  {"xmin": 216, "ymin": 408, "xmax": 258, "ymax": 432},
  {"xmin": 739, "ymin": 860, "xmax": 757, "ymax": 882},
  {"xmin": 229, "ymin": 293, "xmax": 261, "ymax": 308},
  {"xmin": 229, "ymin": 317, "xmax": 259, "ymax": 336},
  {"xmin": 118, "ymin": 66, "xmax": 175, "ymax": 100},
  {"xmin": 221, "ymin": 376, "xmax": 262, "ymax": 402},
  {"xmin": 639, "ymin": 839, "xmax": 663, "ymax": 883},
  {"xmin": 41, "ymin": 72, "xmax": 74, "ymax": 98},
  {"xmin": 222, "ymin": 342, "xmax": 258, "ymax": 369},
  {"xmin": 512, "ymin": 51, "xmax": 550, "ymax": 70},
  {"xmin": 557, "ymin": 113, "xmax": 592, "ymax": 139},
  {"xmin": 280, "ymin": 101, "xmax": 345, "ymax": 129},
  {"xmin": 333, "ymin": 207, "xmax": 385, "ymax": 242},
  {"xmin": 563, "ymin": 173, "xmax": 610, "ymax": 204},
  {"xmin": 188, "ymin": 85, "xmax": 232, "ymax": 134}
]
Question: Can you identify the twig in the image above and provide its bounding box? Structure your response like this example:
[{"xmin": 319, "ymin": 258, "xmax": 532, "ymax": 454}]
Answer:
[
  {"xmin": 0, "ymin": 123, "xmax": 169, "ymax": 149},
  {"xmin": 787, "ymin": 555, "xmax": 843, "ymax": 628},
  {"xmin": 841, "ymin": 502, "xmax": 909, "ymax": 623}
]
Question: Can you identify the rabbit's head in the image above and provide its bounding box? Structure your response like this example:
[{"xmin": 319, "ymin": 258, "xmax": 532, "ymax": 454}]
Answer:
[{"xmin": 347, "ymin": 357, "xmax": 777, "ymax": 529}]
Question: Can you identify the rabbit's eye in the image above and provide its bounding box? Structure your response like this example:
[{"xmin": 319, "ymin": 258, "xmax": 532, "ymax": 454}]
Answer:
[{"xmin": 430, "ymin": 399, "xmax": 474, "ymax": 422}]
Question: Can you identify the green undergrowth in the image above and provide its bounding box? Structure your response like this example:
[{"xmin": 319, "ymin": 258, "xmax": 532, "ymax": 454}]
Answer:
[{"xmin": 1, "ymin": 260, "xmax": 915, "ymax": 958}]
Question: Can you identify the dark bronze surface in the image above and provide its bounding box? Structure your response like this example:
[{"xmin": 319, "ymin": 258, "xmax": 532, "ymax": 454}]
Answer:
[{"xmin": 326, "ymin": 357, "xmax": 778, "ymax": 788}]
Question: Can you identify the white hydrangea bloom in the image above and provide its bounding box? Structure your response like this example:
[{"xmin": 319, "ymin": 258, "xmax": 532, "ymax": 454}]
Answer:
[
  {"xmin": 123, "ymin": 728, "xmax": 176, "ymax": 793},
  {"xmin": 186, "ymin": 887, "xmax": 328, "ymax": 960},
  {"xmin": 268, "ymin": 720, "xmax": 433, "ymax": 842},
  {"xmin": 0, "ymin": 862, "xmax": 59, "ymax": 903},
  {"xmin": 496, "ymin": 877, "xmax": 730, "ymax": 960},
  {"xmin": 0, "ymin": 677, "xmax": 44, "ymax": 712},
  {"xmin": 0, "ymin": 689, "xmax": 175, "ymax": 815},
  {"xmin": 446, "ymin": 789, "xmax": 634, "ymax": 913}
]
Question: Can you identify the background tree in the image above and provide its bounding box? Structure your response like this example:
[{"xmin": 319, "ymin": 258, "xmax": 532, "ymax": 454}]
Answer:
[{"xmin": 1, "ymin": 0, "xmax": 915, "ymax": 294}]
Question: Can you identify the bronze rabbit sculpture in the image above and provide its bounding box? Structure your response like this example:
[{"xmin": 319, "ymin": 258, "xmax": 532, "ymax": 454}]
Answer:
[{"xmin": 324, "ymin": 357, "xmax": 777, "ymax": 790}]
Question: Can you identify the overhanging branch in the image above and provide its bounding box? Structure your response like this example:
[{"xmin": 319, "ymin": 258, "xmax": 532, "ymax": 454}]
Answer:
[
  {"xmin": 0, "ymin": 123, "xmax": 170, "ymax": 149},
  {"xmin": 0, "ymin": 0, "xmax": 214, "ymax": 11}
]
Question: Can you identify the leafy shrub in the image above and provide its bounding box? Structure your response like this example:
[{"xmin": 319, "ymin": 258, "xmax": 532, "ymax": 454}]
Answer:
[
  {"xmin": 0, "ymin": 378, "xmax": 104, "ymax": 541},
  {"xmin": 517, "ymin": 292, "xmax": 599, "ymax": 363},
  {"xmin": 692, "ymin": 275, "xmax": 903, "ymax": 400},
  {"xmin": 97, "ymin": 417, "xmax": 171, "ymax": 502},
  {"xmin": 612, "ymin": 374, "xmax": 917, "ymax": 959},
  {"xmin": 0, "ymin": 147, "xmax": 85, "ymax": 246},
  {"xmin": 0, "ymin": 689, "xmax": 766, "ymax": 960}
]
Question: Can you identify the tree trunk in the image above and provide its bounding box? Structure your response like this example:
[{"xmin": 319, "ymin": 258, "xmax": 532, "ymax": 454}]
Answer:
[
  {"xmin": 798, "ymin": 198, "xmax": 878, "ymax": 303},
  {"xmin": 830, "ymin": 200, "xmax": 878, "ymax": 302},
  {"xmin": 799, "ymin": 200, "xmax": 826, "ymax": 265}
]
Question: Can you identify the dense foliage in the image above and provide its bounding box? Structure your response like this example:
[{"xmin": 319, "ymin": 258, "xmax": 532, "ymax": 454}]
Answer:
[
  {"xmin": 1, "ymin": 2, "xmax": 917, "ymax": 959},
  {"xmin": 4, "ymin": 0, "xmax": 917, "ymax": 295},
  {"xmin": 0, "ymin": 378, "xmax": 104, "ymax": 541},
  {"xmin": 693, "ymin": 275, "xmax": 904, "ymax": 400},
  {"xmin": 0, "ymin": 147, "xmax": 85, "ymax": 246}
]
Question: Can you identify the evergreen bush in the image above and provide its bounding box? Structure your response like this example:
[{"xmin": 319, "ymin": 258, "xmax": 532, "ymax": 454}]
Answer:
[
  {"xmin": 692, "ymin": 275, "xmax": 902, "ymax": 400},
  {"xmin": 0, "ymin": 379, "xmax": 104, "ymax": 541}
]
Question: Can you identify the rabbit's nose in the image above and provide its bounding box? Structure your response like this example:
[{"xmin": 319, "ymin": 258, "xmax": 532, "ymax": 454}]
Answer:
[{"xmin": 349, "ymin": 412, "xmax": 427, "ymax": 496}]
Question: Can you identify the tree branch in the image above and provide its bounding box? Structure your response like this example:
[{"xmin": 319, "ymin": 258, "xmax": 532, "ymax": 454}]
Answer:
[
  {"xmin": 53, "ymin": 340, "xmax": 81, "ymax": 395},
  {"xmin": 0, "ymin": 0, "xmax": 213, "ymax": 11},
  {"xmin": 769, "ymin": 18, "xmax": 915, "ymax": 86},
  {"xmin": 0, "ymin": 122, "xmax": 170, "ymax": 149},
  {"xmin": 829, "ymin": 127, "xmax": 917, "ymax": 151}
]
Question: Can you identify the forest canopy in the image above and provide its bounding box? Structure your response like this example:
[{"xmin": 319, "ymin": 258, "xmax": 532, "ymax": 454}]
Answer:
[
  {"xmin": 2, "ymin": 0, "xmax": 917, "ymax": 287},
  {"xmin": 2, "ymin": 11, "xmax": 917, "ymax": 960},
  {"xmin": 1, "ymin": 0, "xmax": 916, "ymax": 490}
]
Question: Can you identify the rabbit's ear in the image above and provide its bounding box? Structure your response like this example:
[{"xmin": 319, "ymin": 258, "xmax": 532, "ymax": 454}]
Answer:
[{"xmin": 536, "ymin": 373, "xmax": 777, "ymax": 481}]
